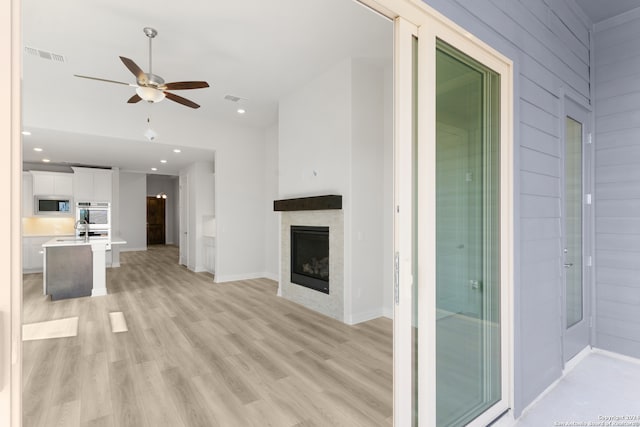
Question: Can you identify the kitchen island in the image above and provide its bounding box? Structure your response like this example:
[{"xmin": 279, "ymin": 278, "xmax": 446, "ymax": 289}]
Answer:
[{"xmin": 42, "ymin": 236, "xmax": 126, "ymax": 300}]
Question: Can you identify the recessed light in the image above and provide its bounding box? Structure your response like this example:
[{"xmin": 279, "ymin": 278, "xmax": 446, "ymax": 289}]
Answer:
[
  {"xmin": 160, "ymin": 159, "xmax": 167, "ymax": 164},
  {"xmin": 33, "ymin": 147, "xmax": 43, "ymax": 152},
  {"xmin": 237, "ymin": 108, "xmax": 246, "ymax": 114},
  {"xmin": 22, "ymin": 131, "xmax": 31, "ymax": 136},
  {"xmin": 151, "ymin": 167, "xmax": 158, "ymax": 171},
  {"xmin": 173, "ymin": 149, "xmax": 181, "ymax": 153},
  {"xmin": 42, "ymin": 158, "xmax": 50, "ymax": 163}
]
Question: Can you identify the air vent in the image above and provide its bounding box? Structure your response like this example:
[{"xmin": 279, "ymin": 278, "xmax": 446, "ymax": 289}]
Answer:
[
  {"xmin": 24, "ymin": 46, "xmax": 66, "ymax": 63},
  {"xmin": 224, "ymin": 95, "xmax": 244, "ymax": 102}
]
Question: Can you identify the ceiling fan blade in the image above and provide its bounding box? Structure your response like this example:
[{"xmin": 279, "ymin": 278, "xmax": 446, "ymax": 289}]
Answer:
[
  {"xmin": 164, "ymin": 91, "xmax": 200, "ymax": 109},
  {"xmin": 74, "ymin": 74, "xmax": 136, "ymax": 87},
  {"xmin": 162, "ymin": 81, "xmax": 210, "ymax": 91},
  {"xmin": 127, "ymin": 94, "xmax": 142, "ymax": 104},
  {"xmin": 119, "ymin": 56, "xmax": 145, "ymax": 80}
]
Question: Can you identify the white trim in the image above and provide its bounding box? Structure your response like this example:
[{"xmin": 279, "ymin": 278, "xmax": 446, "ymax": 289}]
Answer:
[
  {"xmin": 263, "ymin": 272, "xmax": 279, "ymax": 282},
  {"xmin": 382, "ymin": 306, "xmax": 393, "ymax": 319},
  {"xmin": 593, "ymin": 347, "xmax": 640, "ymax": 365},
  {"xmin": 345, "ymin": 308, "xmax": 385, "ymax": 325},
  {"xmin": 593, "ymin": 5, "xmax": 640, "ymax": 32},
  {"xmin": 518, "ymin": 347, "xmax": 594, "ymax": 420},
  {"xmin": 214, "ymin": 272, "xmax": 271, "ymax": 283},
  {"xmin": 563, "ymin": 346, "xmax": 593, "ymax": 374},
  {"xmin": 392, "ymin": 15, "xmax": 417, "ymax": 427},
  {"xmin": 118, "ymin": 247, "xmax": 148, "ymax": 253}
]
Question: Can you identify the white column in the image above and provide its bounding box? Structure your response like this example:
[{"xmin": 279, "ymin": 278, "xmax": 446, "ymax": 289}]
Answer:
[{"xmin": 91, "ymin": 242, "xmax": 107, "ymax": 296}]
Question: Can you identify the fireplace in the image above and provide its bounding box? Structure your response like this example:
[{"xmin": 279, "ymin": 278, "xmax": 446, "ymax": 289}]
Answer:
[{"xmin": 290, "ymin": 226, "xmax": 329, "ymax": 294}]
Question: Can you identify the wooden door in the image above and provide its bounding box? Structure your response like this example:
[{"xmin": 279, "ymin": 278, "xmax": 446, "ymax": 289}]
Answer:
[{"xmin": 147, "ymin": 197, "xmax": 166, "ymax": 245}]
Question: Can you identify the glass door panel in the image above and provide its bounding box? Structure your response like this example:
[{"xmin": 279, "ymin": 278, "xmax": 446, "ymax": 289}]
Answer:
[
  {"xmin": 562, "ymin": 99, "xmax": 590, "ymax": 363},
  {"xmin": 435, "ymin": 41, "xmax": 501, "ymax": 427},
  {"xmin": 565, "ymin": 117, "xmax": 583, "ymax": 328}
]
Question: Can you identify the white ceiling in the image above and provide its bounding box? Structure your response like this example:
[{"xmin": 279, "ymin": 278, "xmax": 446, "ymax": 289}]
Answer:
[
  {"xmin": 574, "ymin": 0, "xmax": 640, "ymax": 23},
  {"xmin": 21, "ymin": 0, "xmax": 392, "ymax": 172}
]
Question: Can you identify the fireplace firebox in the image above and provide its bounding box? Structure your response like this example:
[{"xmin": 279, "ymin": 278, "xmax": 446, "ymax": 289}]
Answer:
[{"xmin": 290, "ymin": 226, "xmax": 329, "ymax": 294}]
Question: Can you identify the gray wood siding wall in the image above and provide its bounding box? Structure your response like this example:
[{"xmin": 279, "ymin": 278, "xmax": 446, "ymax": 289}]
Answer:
[
  {"xmin": 594, "ymin": 10, "xmax": 640, "ymax": 359},
  {"xmin": 422, "ymin": 0, "xmax": 591, "ymax": 416}
]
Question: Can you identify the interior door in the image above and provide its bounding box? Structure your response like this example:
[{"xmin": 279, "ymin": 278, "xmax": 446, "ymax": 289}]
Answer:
[
  {"xmin": 562, "ymin": 99, "xmax": 591, "ymax": 362},
  {"xmin": 146, "ymin": 197, "xmax": 166, "ymax": 245}
]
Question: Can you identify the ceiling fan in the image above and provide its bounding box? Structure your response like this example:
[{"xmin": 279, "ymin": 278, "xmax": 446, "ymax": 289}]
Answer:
[{"xmin": 74, "ymin": 27, "xmax": 209, "ymax": 109}]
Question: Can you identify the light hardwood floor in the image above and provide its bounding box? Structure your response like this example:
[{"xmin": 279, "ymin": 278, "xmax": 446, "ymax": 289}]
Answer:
[{"xmin": 22, "ymin": 246, "xmax": 393, "ymax": 427}]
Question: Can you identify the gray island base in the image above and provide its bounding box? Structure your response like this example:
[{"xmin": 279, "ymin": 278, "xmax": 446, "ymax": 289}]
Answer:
[{"xmin": 46, "ymin": 245, "xmax": 93, "ymax": 300}]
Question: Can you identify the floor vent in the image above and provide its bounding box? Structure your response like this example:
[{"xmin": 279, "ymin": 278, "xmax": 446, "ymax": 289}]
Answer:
[{"xmin": 24, "ymin": 46, "xmax": 66, "ymax": 63}]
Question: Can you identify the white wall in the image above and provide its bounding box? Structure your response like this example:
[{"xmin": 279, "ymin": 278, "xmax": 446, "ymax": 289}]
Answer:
[
  {"xmin": 181, "ymin": 161, "xmax": 215, "ymax": 272},
  {"xmin": 214, "ymin": 135, "xmax": 267, "ymax": 281},
  {"xmin": 279, "ymin": 59, "xmax": 351, "ymax": 198},
  {"xmin": 147, "ymin": 174, "xmax": 178, "ymax": 245},
  {"xmin": 264, "ymin": 124, "xmax": 279, "ymax": 281},
  {"xmin": 118, "ymin": 171, "xmax": 147, "ymax": 251},
  {"xmin": 278, "ymin": 57, "xmax": 392, "ymax": 324},
  {"xmin": 349, "ymin": 59, "xmax": 389, "ymax": 323}
]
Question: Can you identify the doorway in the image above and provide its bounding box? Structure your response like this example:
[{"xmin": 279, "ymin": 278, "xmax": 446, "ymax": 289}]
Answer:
[
  {"xmin": 562, "ymin": 98, "xmax": 592, "ymax": 363},
  {"xmin": 393, "ymin": 9, "xmax": 514, "ymax": 426},
  {"xmin": 146, "ymin": 196, "xmax": 166, "ymax": 245}
]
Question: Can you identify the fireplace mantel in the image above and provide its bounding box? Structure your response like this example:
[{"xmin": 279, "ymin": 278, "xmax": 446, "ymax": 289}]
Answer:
[{"xmin": 273, "ymin": 195, "xmax": 342, "ymax": 212}]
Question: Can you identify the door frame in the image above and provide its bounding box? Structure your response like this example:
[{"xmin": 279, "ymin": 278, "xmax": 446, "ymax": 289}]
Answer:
[
  {"xmin": 5, "ymin": 1, "xmax": 513, "ymax": 426},
  {"xmin": 375, "ymin": 0, "xmax": 514, "ymax": 425},
  {"xmin": 560, "ymin": 95, "xmax": 593, "ymax": 364}
]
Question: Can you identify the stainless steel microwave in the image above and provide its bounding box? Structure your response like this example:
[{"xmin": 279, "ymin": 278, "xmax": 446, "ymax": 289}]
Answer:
[{"xmin": 34, "ymin": 196, "xmax": 73, "ymax": 216}]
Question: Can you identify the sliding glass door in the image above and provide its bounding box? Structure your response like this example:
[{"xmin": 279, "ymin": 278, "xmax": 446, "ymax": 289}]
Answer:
[
  {"xmin": 434, "ymin": 40, "xmax": 501, "ymax": 427},
  {"xmin": 391, "ymin": 4, "xmax": 513, "ymax": 426}
]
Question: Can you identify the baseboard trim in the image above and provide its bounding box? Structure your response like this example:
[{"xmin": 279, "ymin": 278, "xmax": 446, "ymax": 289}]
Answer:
[
  {"xmin": 119, "ymin": 247, "xmax": 147, "ymax": 253},
  {"xmin": 345, "ymin": 308, "xmax": 384, "ymax": 325},
  {"xmin": 215, "ymin": 272, "xmax": 270, "ymax": 283},
  {"xmin": 382, "ymin": 306, "xmax": 393, "ymax": 320},
  {"xmin": 563, "ymin": 346, "xmax": 592, "ymax": 374},
  {"xmin": 263, "ymin": 272, "xmax": 279, "ymax": 282},
  {"xmin": 518, "ymin": 347, "xmax": 595, "ymax": 421},
  {"xmin": 593, "ymin": 347, "xmax": 640, "ymax": 365}
]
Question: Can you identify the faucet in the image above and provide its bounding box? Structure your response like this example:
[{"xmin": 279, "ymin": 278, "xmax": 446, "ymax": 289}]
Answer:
[{"xmin": 74, "ymin": 219, "xmax": 89, "ymax": 242}]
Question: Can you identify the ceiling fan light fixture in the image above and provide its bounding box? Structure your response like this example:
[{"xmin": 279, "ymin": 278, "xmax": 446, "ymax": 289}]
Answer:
[
  {"xmin": 136, "ymin": 86, "xmax": 165, "ymax": 103},
  {"xmin": 144, "ymin": 127, "xmax": 158, "ymax": 141}
]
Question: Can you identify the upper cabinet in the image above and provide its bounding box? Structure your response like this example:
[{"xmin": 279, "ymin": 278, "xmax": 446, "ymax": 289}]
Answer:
[
  {"xmin": 30, "ymin": 171, "xmax": 73, "ymax": 196},
  {"xmin": 72, "ymin": 167, "xmax": 112, "ymax": 202}
]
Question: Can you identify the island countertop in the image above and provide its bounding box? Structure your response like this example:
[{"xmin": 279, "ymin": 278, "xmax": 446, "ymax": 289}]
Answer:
[
  {"xmin": 42, "ymin": 236, "xmax": 127, "ymax": 299},
  {"xmin": 43, "ymin": 236, "xmax": 127, "ymax": 249}
]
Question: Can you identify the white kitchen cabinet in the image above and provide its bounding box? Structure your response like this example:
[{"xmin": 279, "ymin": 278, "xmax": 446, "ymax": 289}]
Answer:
[
  {"xmin": 72, "ymin": 167, "xmax": 112, "ymax": 202},
  {"xmin": 23, "ymin": 172, "xmax": 33, "ymax": 217},
  {"xmin": 31, "ymin": 171, "xmax": 74, "ymax": 196},
  {"xmin": 22, "ymin": 236, "xmax": 50, "ymax": 272}
]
